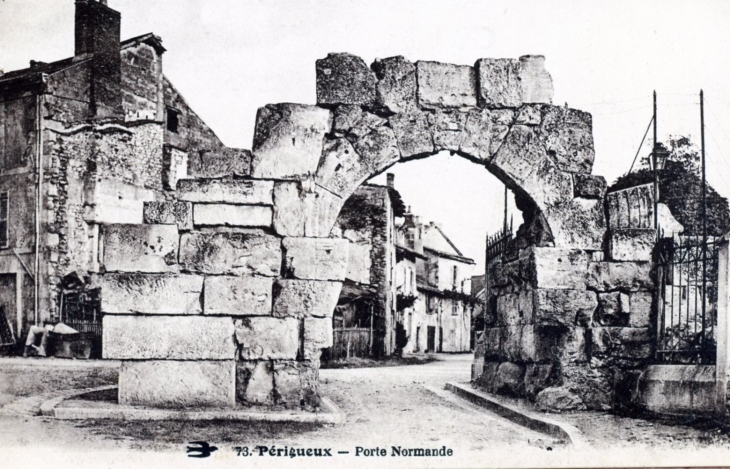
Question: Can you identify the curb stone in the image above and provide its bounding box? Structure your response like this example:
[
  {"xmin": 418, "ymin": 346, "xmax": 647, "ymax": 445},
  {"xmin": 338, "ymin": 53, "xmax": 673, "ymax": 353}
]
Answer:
[{"xmin": 444, "ymin": 382, "xmax": 584, "ymax": 446}]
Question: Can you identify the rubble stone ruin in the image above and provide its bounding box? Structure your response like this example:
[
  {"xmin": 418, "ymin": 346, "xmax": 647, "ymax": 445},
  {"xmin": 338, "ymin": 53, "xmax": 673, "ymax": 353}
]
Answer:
[{"xmin": 99, "ymin": 51, "xmax": 653, "ymax": 412}]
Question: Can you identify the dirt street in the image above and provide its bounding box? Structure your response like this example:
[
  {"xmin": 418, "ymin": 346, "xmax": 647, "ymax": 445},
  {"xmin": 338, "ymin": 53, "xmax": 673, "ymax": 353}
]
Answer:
[{"xmin": 2, "ymin": 354, "xmax": 730, "ymax": 468}]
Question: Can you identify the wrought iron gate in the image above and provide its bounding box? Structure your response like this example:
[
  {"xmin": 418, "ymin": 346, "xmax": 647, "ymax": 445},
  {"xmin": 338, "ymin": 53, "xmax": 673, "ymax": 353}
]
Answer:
[{"xmin": 655, "ymin": 235, "xmax": 719, "ymax": 364}]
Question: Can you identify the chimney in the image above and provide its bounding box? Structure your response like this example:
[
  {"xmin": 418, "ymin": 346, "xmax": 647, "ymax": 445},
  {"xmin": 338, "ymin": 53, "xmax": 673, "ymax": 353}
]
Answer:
[
  {"xmin": 386, "ymin": 173, "xmax": 395, "ymax": 189},
  {"xmin": 75, "ymin": 0, "xmax": 122, "ymax": 119}
]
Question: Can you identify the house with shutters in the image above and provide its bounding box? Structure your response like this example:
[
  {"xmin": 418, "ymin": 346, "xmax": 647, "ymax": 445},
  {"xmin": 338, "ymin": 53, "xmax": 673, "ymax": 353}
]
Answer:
[{"xmin": 0, "ymin": 0, "xmax": 246, "ymax": 351}]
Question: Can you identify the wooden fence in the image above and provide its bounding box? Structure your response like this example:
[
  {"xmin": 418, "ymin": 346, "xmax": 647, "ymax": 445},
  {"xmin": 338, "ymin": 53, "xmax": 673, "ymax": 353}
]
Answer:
[{"xmin": 331, "ymin": 327, "xmax": 372, "ymax": 359}]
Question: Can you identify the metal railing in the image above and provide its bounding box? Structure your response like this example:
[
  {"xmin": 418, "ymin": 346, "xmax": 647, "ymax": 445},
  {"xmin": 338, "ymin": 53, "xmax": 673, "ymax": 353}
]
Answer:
[
  {"xmin": 656, "ymin": 234, "xmax": 719, "ymax": 364},
  {"xmin": 486, "ymin": 225, "xmax": 513, "ymax": 264}
]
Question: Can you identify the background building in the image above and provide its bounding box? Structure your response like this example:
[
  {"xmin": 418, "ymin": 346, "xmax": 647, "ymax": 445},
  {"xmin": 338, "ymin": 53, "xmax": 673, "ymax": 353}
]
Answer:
[{"xmin": 0, "ymin": 0, "xmax": 244, "ymax": 351}]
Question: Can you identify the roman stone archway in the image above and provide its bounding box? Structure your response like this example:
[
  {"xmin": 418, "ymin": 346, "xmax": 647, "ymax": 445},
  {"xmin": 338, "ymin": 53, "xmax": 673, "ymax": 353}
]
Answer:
[{"xmin": 100, "ymin": 54, "xmax": 653, "ymax": 413}]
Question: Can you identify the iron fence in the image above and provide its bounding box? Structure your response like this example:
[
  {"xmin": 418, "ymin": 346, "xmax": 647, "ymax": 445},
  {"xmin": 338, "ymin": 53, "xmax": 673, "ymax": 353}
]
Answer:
[
  {"xmin": 656, "ymin": 234, "xmax": 719, "ymax": 364},
  {"xmin": 486, "ymin": 225, "xmax": 513, "ymax": 264}
]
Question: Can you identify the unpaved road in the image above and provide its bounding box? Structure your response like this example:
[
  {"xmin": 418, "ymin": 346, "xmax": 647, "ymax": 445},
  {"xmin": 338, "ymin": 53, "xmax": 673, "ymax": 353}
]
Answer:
[{"xmin": 2, "ymin": 354, "xmax": 730, "ymax": 468}]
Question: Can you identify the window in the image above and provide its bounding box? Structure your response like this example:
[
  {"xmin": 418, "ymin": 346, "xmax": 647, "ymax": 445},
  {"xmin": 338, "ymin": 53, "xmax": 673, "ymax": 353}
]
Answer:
[
  {"xmin": 452, "ymin": 299, "xmax": 458, "ymax": 316},
  {"xmin": 0, "ymin": 192, "xmax": 8, "ymax": 248},
  {"xmin": 452, "ymin": 265, "xmax": 458, "ymax": 289},
  {"xmin": 166, "ymin": 107, "xmax": 180, "ymax": 133}
]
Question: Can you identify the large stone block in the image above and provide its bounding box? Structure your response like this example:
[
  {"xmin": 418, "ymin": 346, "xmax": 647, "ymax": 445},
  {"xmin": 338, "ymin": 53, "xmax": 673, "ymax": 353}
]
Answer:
[
  {"xmin": 609, "ymin": 229, "xmax": 656, "ymax": 262},
  {"xmin": 143, "ymin": 201, "xmax": 193, "ymax": 231},
  {"xmin": 95, "ymin": 273, "xmax": 203, "ymax": 315},
  {"xmin": 539, "ymin": 105, "xmax": 594, "ymax": 174},
  {"xmin": 315, "ymin": 138, "xmax": 370, "ymax": 199},
  {"xmin": 490, "ymin": 125, "xmax": 573, "ymax": 211},
  {"xmin": 204, "ymin": 276, "xmax": 273, "ymax": 316},
  {"xmin": 535, "ymin": 289, "xmax": 597, "ymax": 326},
  {"xmin": 179, "ymin": 232, "xmax": 281, "ymax": 277},
  {"xmin": 103, "ymin": 315, "xmax": 236, "ymax": 360},
  {"xmin": 187, "ymin": 147, "xmax": 252, "ymax": 179},
  {"xmin": 389, "ymin": 112, "xmax": 434, "ymax": 159},
  {"xmin": 475, "ymin": 56, "xmax": 553, "ymax": 108},
  {"xmin": 316, "ymin": 53, "xmax": 377, "ymax": 107},
  {"xmin": 283, "ymin": 237, "xmax": 349, "ymax": 281},
  {"xmin": 585, "ymin": 261, "xmax": 653, "ymax": 292},
  {"xmin": 272, "ymin": 182, "xmax": 345, "ymax": 238},
  {"xmin": 236, "ymin": 361, "xmax": 274, "ymax": 405},
  {"xmin": 351, "ymin": 126, "xmax": 401, "ymax": 174},
  {"xmin": 234, "ymin": 317, "xmax": 300, "ymax": 360},
  {"xmin": 372, "ymin": 56, "xmax": 417, "ymax": 113},
  {"xmin": 459, "ymin": 108, "xmax": 513, "ymax": 162},
  {"xmin": 416, "ymin": 61, "xmax": 477, "ymax": 109},
  {"xmin": 251, "ymin": 104, "xmax": 332, "ymax": 180},
  {"xmin": 529, "ymin": 247, "xmax": 589, "ymax": 290},
  {"xmin": 431, "ymin": 110, "xmax": 469, "ymax": 152},
  {"xmin": 475, "ymin": 58, "xmax": 523, "ymax": 108},
  {"xmin": 177, "ymin": 179, "xmax": 274, "ymax": 205},
  {"xmin": 119, "ymin": 360, "xmax": 235, "ymax": 408},
  {"xmin": 544, "ymin": 198, "xmax": 606, "ymax": 250},
  {"xmin": 273, "ymin": 279, "xmax": 342, "ymax": 318},
  {"xmin": 193, "ymin": 204, "xmax": 273, "ymax": 228},
  {"xmin": 304, "ymin": 317, "xmax": 333, "ymax": 359},
  {"xmin": 331, "ymin": 105, "xmax": 387, "ymax": 140},
  {"xmin": 100, "ymin": 224, "xmax": 179, "ymax": 273},
  {"xmin": 496, "ymin": 290, "xmax": 534, "ymax": 326}
]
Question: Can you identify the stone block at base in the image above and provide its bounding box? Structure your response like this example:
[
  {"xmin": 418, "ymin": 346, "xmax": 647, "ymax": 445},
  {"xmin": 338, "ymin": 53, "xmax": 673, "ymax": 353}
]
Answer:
[
  {"xmin": 119, "ymin": 360, "xmax": 235, "ymax": 408},
  {"xmin": 637, "ymin": 365, "xmax": 717, "ymax": 416}
]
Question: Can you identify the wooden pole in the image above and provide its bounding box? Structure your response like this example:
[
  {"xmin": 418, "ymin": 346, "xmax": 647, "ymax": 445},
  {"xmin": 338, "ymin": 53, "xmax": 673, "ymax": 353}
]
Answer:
[
  {"xmin": 653, "ymin": 91, "xmax": 658, "ymax": 230},
  {"xmin": 701, "ymin": 90, "xmax": 708, "ymax": 361}
]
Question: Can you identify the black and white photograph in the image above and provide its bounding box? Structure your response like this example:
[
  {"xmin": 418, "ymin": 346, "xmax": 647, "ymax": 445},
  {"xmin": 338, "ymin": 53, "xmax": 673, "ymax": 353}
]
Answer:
[{"xmin": 2, "ymin": 1, "xmax": 730, "ymax": 467}]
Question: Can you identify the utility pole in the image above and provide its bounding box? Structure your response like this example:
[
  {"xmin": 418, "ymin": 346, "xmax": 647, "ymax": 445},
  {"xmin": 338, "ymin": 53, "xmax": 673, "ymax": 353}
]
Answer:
[
  {"xmin": 653, "ymin": 91, "xmax": 658, "ymax": 229},
  {"xmin": 700, "ymin": 90, "xmax": 708, "ymax": 360}
]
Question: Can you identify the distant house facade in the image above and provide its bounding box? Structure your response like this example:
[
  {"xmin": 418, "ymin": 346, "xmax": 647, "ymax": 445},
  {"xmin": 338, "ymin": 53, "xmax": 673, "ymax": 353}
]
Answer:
[
  {"xmin": 397, "ymin": 214, "xmax": 475, "ymax": 354},
  {"xmin": 330, "ymin": 176, "xmax": 405, "ymax": 358},
  {"xmin": 0, "ymin": 0, "xmax": 244, "ymax": 350}
]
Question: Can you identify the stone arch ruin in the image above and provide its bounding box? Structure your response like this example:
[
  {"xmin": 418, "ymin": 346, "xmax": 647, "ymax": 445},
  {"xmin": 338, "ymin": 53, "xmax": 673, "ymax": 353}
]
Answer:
[{"xmin": 100, "ymin": 53, "xmax": 653, "ymax": 412}]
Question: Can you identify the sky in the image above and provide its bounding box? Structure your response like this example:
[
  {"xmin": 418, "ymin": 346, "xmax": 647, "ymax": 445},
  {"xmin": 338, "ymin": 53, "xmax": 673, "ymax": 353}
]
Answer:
[{"xmin": 3, "ymin": 0, "xmax": 730, "ymax": 271}]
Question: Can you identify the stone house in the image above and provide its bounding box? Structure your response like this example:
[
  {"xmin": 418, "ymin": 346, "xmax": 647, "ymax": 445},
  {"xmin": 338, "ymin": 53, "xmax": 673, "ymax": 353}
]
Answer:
[
  {"xmin": 0, "ymin": 0, "xmax": 245, "ymax": 349},
  {"xmin": 398, "ymin": 214, "xmax": 475, "ymax": 354},
  {"xmin": 330, "ymin": 175, "xmax": 405, "ymax": 358}
]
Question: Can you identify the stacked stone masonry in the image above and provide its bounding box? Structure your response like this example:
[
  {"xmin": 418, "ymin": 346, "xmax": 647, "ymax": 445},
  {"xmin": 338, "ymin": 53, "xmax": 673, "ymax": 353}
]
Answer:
[{"xmin": 96, "ymin": 52, "xmax": 657, "ymax": 412}]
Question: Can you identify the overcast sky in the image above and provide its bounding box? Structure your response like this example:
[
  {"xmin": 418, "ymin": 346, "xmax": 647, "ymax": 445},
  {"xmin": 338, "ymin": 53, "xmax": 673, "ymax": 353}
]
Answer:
[{"xmin": 3, "ymin": 0, "xmax": 730, "ymax": 271}]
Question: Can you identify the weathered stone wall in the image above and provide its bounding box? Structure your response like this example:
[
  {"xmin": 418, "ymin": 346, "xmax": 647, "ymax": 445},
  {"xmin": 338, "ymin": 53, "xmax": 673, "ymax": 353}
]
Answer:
[
  {"xmin": 96, "ymin": 176, "xmax": 345, "ymax": 408},
  {"xmin": 42, "ymin": 121, "xmax": 168, "ymax": 319}
]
